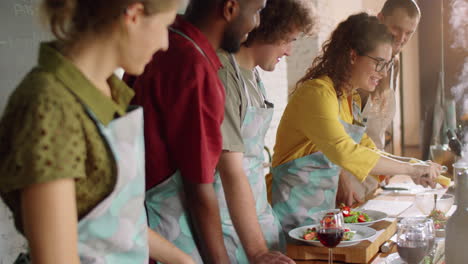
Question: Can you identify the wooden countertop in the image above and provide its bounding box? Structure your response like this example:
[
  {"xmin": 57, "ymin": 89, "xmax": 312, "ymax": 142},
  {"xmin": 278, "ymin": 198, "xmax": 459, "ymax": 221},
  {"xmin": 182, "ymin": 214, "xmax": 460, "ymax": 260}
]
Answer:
[{"xmin": 286, "ymin": 175, "xmax": 450, "ymax": 264}]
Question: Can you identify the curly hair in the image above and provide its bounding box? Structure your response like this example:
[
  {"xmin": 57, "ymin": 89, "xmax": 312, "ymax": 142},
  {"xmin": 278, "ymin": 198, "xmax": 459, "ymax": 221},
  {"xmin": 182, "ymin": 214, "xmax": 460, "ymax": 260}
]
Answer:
[
  {"xmin": 296, "ymin": 12, "xmax": 393, "ymax": 97},
  {"xmin": 243, "ymin": 0, "xmax": 316, "ymax": 47}
]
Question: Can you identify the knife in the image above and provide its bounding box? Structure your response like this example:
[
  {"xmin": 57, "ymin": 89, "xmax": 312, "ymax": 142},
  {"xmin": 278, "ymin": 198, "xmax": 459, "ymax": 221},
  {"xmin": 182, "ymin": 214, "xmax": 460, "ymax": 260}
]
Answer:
[{"xmin": 381, "ymin": 186, "xmax": 409, "ymax": 191}]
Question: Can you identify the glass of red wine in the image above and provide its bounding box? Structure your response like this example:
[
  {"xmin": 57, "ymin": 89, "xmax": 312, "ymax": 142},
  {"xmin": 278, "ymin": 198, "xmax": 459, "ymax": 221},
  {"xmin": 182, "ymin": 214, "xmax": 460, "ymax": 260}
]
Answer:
[
  {"xmin": 317, "ymin": 209, "xmax": 344, "ymax": 264},
  {"xmin": 397, "ymin": 218, "xmax": 430, "ymax": 264}
]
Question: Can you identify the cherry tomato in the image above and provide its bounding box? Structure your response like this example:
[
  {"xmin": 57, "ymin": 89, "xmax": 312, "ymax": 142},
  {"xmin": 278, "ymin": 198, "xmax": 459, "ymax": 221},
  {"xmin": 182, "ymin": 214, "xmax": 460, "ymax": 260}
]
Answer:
[
  {"xmin": 304, "ymin": 232, "xmax": 316, "ymax": 240},
  {"xmin": 358, "ymin": 215, "xmax": 367, "ymax": 222},
  {"xmin": 340, "ymin": 204, "xmax": 351, "ymax": 217}
]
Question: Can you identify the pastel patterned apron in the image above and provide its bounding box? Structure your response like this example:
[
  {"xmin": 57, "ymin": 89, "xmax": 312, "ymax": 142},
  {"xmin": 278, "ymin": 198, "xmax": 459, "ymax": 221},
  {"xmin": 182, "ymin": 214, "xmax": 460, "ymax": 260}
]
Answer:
[
  {"xmin": 144, "ymin": 27, "xmax": 212, "ymax": 264},
  {"xmin": 15, "ymin": 105, "xmax": 149, "ymax": 264},
  {"xmin": 212, "ymin": 54, "xmax": 285, "ymax": 263},
  {"xmin": 271, "ymin": 97, "xmax": 367, "ymax": 234}
]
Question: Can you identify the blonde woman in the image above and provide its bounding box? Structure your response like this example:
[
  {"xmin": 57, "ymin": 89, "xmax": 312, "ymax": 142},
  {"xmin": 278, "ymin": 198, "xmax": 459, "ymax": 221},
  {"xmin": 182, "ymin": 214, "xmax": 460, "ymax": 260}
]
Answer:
[{"xmin": 0, "ymin": 0, "xmax": 193, "ymax": 263}]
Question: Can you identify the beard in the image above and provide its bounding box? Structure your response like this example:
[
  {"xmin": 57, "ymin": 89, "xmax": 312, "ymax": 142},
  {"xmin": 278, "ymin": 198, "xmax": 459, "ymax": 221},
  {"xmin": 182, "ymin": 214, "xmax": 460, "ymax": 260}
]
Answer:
[
  {"xmin": 220, "ymin": 18, "xmax": 245, "ymax": 53},
  {"xmin": 221, "ymin": 29, "xmax": 242, "ymax": 53}
]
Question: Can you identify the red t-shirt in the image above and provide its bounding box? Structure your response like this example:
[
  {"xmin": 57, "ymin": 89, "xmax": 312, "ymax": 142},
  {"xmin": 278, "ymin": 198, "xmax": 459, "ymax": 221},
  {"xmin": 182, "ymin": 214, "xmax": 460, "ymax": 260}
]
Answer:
[{"xmin": 124, "ymin": 16, "xmax": 225, "ymax": 189}]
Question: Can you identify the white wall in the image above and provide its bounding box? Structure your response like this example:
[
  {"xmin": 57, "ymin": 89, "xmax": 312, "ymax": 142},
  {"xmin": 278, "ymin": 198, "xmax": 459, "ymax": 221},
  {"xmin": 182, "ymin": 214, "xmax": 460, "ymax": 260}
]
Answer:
[
  {"xmin": 261, "ymin": 0, "xmax": 421, "ymax": 154},
  {"xmin": 262, "ymin": 0, "xmax": 370, "ymax": 154},
  {"xmin": 401, "ymin": 32, "xmax": 421, "ymax": 146}
]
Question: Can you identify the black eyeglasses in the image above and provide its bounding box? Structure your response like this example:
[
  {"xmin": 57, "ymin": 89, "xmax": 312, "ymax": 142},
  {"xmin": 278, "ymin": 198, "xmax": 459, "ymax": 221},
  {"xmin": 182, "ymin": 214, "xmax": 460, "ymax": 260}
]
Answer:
[{"xmin": 363, "ymin": 55, "xmax": 394, "ymax": 73}]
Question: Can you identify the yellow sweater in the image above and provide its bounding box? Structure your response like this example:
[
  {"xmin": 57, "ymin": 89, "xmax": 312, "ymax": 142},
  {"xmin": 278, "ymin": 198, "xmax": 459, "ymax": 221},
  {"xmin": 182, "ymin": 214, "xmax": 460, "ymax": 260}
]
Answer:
[{"xmin": 272, "ymin": 76, "xmax": 380, "ymax": 181}]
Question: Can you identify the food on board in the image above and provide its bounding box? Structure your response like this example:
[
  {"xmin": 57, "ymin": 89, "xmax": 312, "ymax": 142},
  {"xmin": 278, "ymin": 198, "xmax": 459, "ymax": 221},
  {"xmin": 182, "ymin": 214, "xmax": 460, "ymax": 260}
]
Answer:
[{"xmin": 339, "ymin": 204, "xmax": 372, "ymax": 223}]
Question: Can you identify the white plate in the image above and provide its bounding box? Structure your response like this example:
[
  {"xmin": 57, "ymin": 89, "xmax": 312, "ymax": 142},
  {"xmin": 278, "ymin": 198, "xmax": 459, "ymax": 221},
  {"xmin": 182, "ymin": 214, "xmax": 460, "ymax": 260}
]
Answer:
[
  {"xmin": 311, "ymin": 209, "xmax": 388, "ymax": 226},
  {"xmin": 288, "ymin": 224, "xmax": 377, "ymax": 247},
  {"xmin": 349, "ymin": 209, "xmax": 388, "ymax": 226}
]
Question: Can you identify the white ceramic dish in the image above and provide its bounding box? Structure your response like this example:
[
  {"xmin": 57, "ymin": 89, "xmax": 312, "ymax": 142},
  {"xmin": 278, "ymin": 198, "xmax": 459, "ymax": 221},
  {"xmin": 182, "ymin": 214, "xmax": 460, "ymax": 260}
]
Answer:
[
  {"xmin": 311, "ymin": 209, "xmax": 388, "ymax": 226},
  {"xmin": 288, "ymin": 224, "xmax": 377, "ymax": 247}
]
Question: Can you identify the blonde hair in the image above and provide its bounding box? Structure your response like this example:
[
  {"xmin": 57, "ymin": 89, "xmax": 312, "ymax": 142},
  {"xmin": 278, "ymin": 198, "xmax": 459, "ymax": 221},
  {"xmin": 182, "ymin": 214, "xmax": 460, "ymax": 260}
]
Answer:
[{"xmin": 41, "ymin": 0, "xmax": 180, "ymax": 41}]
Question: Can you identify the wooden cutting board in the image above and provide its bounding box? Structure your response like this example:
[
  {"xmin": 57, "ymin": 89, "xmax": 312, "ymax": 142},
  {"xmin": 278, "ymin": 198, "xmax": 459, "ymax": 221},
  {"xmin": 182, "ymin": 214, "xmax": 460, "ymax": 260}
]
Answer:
[{"xmin": 287, "ymin": 219, "xmax": 397, "ymax": 264}]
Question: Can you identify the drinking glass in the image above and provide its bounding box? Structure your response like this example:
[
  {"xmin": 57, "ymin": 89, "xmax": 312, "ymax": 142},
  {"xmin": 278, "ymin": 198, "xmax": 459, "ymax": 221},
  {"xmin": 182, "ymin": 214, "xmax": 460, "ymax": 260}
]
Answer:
[
  {"xmin": 415, "ymin": 192, "xmax": 454, "ymax": 215},
  {"xmin": 397, "ymin": 218, "xmax": 430, "ymax": 264},
  {"xmin": 317, "ymin": 209, "xmax": 344, "ymax": 264}
]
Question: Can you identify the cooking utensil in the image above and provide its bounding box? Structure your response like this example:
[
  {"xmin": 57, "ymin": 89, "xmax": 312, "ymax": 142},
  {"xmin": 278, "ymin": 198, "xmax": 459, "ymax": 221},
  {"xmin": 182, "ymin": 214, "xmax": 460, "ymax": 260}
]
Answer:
[{"xmin": 381, "ymin": 186, "xmax": 409, "ymax": 191}]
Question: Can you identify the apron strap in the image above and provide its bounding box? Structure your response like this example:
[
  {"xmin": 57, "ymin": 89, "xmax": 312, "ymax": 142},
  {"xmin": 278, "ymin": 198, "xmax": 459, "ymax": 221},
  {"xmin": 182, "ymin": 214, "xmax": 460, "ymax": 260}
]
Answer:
[
  {"xmin": 228, "ymin": 53, "xmax": 252, "ymax": 107},
  {"xmin": 253, "ymin": 69, "xmax": 272, "ymax": 108},
  {"xmin": 169, "ymin": 27, "xmax": 214, "ymax": 69},
  {"xmin": 390, "ymin": 63, "xmax": 395, "ymax": 91},
  {"xmin": 228, "ymin": 54, "xmax": 269, "ymax": 108},
  {"xmin": 337, "ymin": 95, "xmax": 365, "ymax": 127}
]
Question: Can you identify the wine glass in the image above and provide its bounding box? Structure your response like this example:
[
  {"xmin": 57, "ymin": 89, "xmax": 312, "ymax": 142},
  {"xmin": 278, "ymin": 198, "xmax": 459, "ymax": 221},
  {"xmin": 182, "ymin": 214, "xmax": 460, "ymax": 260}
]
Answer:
[
  {"xmin": 397, "ymin": 218, "xmax": 430, "ymax": 264},
  {"xmin": 424, "ymin": 218, "xmax": 436, "ymax": 254},
  {"xmin": 317, "ymin": 209, "xmax": 344, "ymax": 264}
]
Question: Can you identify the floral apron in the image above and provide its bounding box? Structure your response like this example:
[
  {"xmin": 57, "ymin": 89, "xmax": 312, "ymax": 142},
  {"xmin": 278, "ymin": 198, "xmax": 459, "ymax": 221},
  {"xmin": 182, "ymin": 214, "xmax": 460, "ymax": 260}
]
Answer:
[
  {"xmin": 213, "ymin": 55, "xmax": 285, "ymax": 263},
  {"xmin": 272, "ymin": 98, "xmax": 367, "ymax": 234},
  {"xmin": 15, "ymin": 105, "xmax": 149, "ymax": 264}
]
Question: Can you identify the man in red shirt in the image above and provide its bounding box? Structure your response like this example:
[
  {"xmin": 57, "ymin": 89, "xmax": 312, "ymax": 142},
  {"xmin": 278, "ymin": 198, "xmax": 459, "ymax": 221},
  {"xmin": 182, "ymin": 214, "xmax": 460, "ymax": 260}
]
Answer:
[{"xmin": 124, "ymin": 0, "xmax": 269, "ymax": 263}]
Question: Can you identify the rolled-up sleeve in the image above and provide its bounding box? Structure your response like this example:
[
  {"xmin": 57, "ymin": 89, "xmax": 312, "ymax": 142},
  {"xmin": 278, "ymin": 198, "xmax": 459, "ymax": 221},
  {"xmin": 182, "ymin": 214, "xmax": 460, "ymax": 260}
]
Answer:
[
  {"xmin": 289, "ymin": 80, "xmax": 380, "ymax": 181},
  {"xmin": 217, "ymin": 51, "xmax": 245, "ymax": 153}
]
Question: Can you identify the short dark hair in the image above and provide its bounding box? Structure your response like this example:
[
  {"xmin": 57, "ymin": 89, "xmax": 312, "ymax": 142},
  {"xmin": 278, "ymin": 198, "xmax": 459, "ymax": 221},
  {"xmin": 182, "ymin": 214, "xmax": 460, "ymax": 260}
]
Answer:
[
  {"xmin": 381, "ymin": 0, "xmax": 421, "ymax": 18},
  {"xmin": 184, "ymin": 0, "xmax": 225, "ymax": 21},
  {"xmin": 243, "ymin": 0, "xmax": 316, "ymax": 47}
]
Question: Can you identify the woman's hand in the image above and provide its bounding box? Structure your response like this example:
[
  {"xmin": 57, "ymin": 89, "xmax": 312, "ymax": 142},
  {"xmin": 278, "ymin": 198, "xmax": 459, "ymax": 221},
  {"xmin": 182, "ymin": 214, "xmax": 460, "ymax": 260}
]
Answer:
[
  {"xmin": 409, "ymin": 161, "xmax": 442, "ymax": 188},
  {"xmin": 336, "ymin": 170, "xmax": 363, "ymax": 206}
]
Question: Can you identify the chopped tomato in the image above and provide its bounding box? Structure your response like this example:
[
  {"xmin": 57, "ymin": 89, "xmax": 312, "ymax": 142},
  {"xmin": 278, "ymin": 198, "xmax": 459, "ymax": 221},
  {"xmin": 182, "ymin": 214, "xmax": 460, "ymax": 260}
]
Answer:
[
  {"xmin": 304, "ymin": 232, "xmax": 316, "ymax": 240},
  {"xmin": 322, "ymin": 217, "xmax": 337, "ymax": 228},
  {"xmin": 344, "ymin": 228, "xmax": 351, "ymax": 232},
  {"xmin": 341, "ymin": 205, "xmax": 351, "ymax": 212},
  {"xmin": 358, "ymin": 214, "xmax": 366, "ymax": 222},
  {"xmin": 340, "ymin": 204, "xmax": 352, "ymax": 217}
]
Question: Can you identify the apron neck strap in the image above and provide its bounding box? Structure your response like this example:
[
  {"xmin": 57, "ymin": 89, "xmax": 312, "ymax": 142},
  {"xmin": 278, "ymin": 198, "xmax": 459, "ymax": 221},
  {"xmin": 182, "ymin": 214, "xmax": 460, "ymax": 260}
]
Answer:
[
  {"xmin": 338, "ymin": 95, "xmax": 364, "ymax": 125},
  {"xmin": 390, "ymin": 63, "xmax": 395, "ymax": 91},
  {"xmin": 170, "ymin": 27, "xmax": 214, "ymax": 69},
  {"xmin": 228, "ymin": 53, "xmax": 269, "ymax": 108},
  {"xmin": 228, "ymin": 53, "xmax": 252, "ymax": 107},
  {"xmin": 253, "ymin": 69, "xmax": 268, "ymax": 105}
]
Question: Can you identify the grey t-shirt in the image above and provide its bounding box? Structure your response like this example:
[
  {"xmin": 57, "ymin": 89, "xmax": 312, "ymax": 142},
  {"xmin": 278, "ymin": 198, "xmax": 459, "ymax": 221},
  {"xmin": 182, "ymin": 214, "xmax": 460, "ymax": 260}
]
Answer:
[{"xmin": 217, "ymin": 50, "xmax": 264, "ymax": 152}]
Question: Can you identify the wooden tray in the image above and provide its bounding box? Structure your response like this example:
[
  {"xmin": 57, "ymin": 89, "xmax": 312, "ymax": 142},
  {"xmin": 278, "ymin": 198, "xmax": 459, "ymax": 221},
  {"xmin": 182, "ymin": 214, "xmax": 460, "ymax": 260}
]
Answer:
[{"xmin": 287, "ymin": 219, "xmax": 397, "ymax": 264}]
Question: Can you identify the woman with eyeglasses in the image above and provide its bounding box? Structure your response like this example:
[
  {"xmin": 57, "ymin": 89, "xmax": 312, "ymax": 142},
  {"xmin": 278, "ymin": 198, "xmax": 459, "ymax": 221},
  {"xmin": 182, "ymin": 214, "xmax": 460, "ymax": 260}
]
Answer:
[{"xmin": 269, "ymin": 12, "xmax": 441, "ymax": 233}]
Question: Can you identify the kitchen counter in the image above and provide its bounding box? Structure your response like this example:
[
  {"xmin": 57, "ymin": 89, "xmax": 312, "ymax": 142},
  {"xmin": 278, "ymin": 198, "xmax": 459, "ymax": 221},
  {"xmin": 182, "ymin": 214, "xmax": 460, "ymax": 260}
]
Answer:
[{"xmin": 287, "ymin": 174, "xmax": 452, "ymax": 264}]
